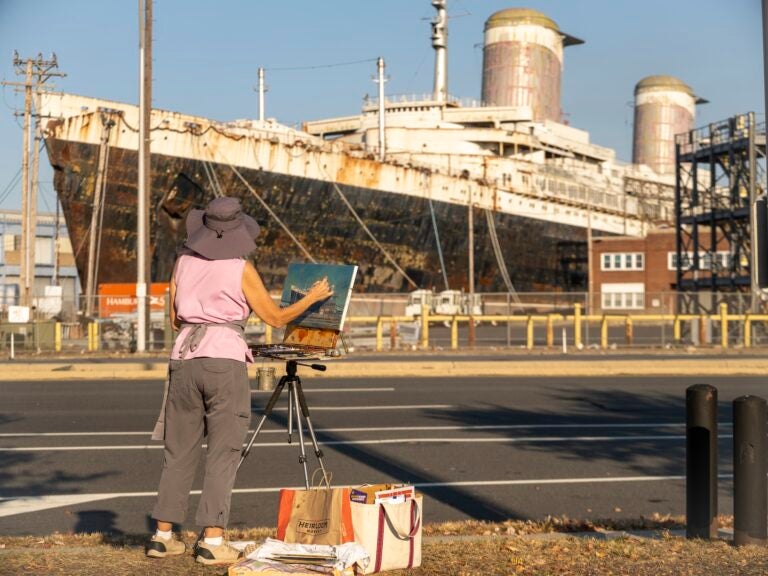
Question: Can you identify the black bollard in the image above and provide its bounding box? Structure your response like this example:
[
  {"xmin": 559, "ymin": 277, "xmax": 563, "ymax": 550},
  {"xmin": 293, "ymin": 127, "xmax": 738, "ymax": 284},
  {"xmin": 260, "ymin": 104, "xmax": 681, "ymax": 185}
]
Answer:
[
  {"xmin": 733, "ymin": 395, "xmax": 767, "ymax": 546},
  {"xmin": 686, "ymin": 384, "xmax": 718, "ymax": 539}
]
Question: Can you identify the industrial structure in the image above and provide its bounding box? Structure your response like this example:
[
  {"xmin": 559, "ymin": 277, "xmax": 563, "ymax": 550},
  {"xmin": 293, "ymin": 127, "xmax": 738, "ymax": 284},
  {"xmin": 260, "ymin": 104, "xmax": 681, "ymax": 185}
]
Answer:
[{"xmin": 675, "ymin": 112, "xmax": 767, "ymax": 314}]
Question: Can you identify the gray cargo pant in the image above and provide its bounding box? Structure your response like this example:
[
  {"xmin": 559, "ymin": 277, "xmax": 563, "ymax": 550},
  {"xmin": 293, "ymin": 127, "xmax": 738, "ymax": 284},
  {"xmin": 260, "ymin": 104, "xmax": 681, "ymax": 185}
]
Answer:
[{"xmin": 151, "ymin": 358, "xmax": 251, "ymax": 528}]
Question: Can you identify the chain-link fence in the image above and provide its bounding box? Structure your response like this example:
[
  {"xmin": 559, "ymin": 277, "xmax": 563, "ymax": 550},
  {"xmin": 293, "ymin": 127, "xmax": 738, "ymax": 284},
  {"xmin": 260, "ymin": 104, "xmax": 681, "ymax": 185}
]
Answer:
[{"xmin": 2, "ymin": 291, "xmax": 768, "ymax": 354}]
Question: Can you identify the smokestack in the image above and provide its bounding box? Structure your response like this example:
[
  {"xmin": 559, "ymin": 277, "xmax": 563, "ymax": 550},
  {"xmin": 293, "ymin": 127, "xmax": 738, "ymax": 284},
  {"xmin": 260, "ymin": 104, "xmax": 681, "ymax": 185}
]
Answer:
[
  {"xmin": 481, "ymin": 8, "xmax": 583, "ymax": 122},
  {"xmin": 632, "ymin": 75, "xmax": 704, "ymax": 175}
]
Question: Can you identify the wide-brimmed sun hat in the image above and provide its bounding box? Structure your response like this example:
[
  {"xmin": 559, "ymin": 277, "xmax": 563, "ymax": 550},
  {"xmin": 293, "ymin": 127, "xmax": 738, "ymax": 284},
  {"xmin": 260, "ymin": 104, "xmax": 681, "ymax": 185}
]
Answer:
[{"xmin": 184, "ymin": 196, "xmax": 260, "ymax": 260}]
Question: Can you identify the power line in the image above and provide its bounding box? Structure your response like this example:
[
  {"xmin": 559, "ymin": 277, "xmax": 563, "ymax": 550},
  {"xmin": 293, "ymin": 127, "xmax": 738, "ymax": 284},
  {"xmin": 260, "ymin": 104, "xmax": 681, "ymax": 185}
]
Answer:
[
  {"xmin": 265, "ymin": 57, "xmax": 377, "ymax": 72},
  {"xmin": 0, "ymin": 166, "xmax": 23, "ymax": 206},
  {"xmin": 0, "ymin": 139, "xmax": 45, "ymax": 206}
]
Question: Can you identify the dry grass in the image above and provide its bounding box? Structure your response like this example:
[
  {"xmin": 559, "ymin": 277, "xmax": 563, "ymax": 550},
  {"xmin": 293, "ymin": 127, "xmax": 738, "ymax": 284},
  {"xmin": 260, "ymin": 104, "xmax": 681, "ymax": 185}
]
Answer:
[{"xmin": 1, "ymin": 516, "xmax": 763, "ymax": 576}]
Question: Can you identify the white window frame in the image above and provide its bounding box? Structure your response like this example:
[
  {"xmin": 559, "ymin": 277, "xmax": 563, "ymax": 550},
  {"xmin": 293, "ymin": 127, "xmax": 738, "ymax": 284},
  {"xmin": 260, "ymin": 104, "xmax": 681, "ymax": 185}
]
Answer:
[
  {"xmin": 35, "ymin": 236, "xmax": 54, "ymax": 266},
  {"xmin": 668, "ymin": 251, "xmax": 732, "ymax": 271},
  {"xmin": 600, "ymin": 252, "xmax": 645, "ymax": 271},
  {"xmin": 600, "ymin": 282, "xmax": 645, "ymax": 310}
]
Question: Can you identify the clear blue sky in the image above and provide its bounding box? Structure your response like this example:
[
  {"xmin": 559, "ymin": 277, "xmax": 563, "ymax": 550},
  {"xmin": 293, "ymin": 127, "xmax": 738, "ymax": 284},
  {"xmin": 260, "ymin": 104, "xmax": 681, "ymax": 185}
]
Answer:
[{"xmin": 0, "ymin": 0, "xmax": 763, "ymax": 212}]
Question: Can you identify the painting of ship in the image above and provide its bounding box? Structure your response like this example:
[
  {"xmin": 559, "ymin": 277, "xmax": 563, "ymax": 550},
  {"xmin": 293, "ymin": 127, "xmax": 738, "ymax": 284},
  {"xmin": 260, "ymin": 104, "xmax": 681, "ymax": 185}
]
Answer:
[
  {"xmin": 38, "ymin": 4, "xmax": 697, "ymax": 297},
  {"xmin": 281, "ymin": 262, "xmax": 358, "ymax": 330}
]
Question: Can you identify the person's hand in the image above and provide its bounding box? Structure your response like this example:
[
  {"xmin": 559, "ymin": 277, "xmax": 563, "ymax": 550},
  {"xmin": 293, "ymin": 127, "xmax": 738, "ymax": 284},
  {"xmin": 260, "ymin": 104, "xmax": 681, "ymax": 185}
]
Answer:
[{"xmin": 307, "ymin": 277, "xmax": 333, "ymax": 303}]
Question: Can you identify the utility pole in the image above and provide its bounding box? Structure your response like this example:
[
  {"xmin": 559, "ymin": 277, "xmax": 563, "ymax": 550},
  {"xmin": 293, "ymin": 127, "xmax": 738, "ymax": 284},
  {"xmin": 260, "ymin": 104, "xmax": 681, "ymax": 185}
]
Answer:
[
  {"xmin": 2, "ymin": 53, "xmax": 65, "ymax": 308},
  {"xmin": 19, "ymin": 59, "xmax": 32, "ymax": 308},
  {"xmin": 30, "ymin": 85, "xmax": 42, "ymax": 300},
  {"xmin": 137, "ymin": 0, "xmax": 153, "ymax": 352}
]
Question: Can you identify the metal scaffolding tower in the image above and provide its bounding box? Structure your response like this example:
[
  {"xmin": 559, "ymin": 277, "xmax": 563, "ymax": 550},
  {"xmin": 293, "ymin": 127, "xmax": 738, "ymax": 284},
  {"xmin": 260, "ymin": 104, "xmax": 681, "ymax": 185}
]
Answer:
[{"xmin": 675, "ymin": 112, "xmax": 766, "ymax": 314}]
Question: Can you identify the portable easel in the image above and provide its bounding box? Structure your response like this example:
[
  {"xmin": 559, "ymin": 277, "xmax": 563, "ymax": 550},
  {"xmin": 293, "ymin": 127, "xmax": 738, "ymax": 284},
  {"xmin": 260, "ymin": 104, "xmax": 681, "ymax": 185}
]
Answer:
[{"xmin": 237, "ymin": 325, "xmax": 343, "ymax": 489}]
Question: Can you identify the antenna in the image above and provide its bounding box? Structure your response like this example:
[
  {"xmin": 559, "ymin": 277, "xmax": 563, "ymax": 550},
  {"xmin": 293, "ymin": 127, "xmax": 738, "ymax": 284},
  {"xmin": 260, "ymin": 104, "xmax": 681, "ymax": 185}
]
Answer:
[{"xmin": 372, "ymin": 58, "xmax": 389, "ymax": 161}]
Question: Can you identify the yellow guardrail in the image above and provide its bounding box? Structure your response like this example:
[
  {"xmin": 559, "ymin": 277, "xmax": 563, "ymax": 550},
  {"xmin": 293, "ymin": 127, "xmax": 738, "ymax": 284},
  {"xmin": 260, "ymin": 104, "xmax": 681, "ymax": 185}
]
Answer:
[
  {"xmin": 54, "ymin": 322, "xmax": 62, "ymax": 353},
  {"xmin": 87, "ymin": 321, "xmax": 100, "ymax": 352},
  {"xmin": 80, "ymin": 303, "xmax": 766, "ymax": 354},
  {"xmin": 337, "ymin": 303, "xmax": 768, "ymax": 351}
]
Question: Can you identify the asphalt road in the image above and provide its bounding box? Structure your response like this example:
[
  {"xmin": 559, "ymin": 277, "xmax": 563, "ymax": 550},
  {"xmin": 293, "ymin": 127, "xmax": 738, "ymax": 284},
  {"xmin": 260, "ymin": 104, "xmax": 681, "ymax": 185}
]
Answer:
[{"xmin": 0, "ymin": 371, "xmax": 758, "ymax": 536}]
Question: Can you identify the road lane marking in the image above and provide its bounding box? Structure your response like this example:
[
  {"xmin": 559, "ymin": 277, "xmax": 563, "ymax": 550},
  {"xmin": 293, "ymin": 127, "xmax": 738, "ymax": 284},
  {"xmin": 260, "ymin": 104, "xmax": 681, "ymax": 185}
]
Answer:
[
  {"xmin": 0, "ymin": 433, "xmax": 733, "ymax": 452},
  {"xmin": 0, "ymin": 422, "xmax": 727, "ymax": 438},
  {"xmin": 253, "ymin": 388, "xmax": 396, "ymax": 394},
  {"xmin": 0, "ymin": 474, "xmax": 733, "ymax": 518},
  {"xmin": 271, "ymin": 404, "xmax": 453, "ymax": 411}
]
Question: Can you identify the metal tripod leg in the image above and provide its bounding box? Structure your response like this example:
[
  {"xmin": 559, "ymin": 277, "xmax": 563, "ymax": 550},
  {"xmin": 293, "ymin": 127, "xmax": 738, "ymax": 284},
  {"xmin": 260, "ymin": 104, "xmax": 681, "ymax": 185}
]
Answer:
[
  {"xmin": 287, "ymin": 382, "xmax": 294, "ymax": 443},
  {"xmin": 290, "ymin": 380, "xmax": 311, "ymax": 488},
  {"xmin": 237, "ymin": 374, "xmax": 287, "ymax": 470},
  {"xmin": 293, "ymin": 376, "xmax": 328, "ymax": 484},
  {"xmin": 237, "ymin": 360, "xmax": 328, "ymax": 488}
]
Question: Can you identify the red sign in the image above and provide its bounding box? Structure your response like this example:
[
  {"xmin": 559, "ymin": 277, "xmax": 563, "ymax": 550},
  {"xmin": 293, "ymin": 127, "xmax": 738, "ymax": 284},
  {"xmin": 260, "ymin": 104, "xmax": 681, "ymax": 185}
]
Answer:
[{"xmin": 98, "ymin": 283, "xmax": 170, "ymax": 318}]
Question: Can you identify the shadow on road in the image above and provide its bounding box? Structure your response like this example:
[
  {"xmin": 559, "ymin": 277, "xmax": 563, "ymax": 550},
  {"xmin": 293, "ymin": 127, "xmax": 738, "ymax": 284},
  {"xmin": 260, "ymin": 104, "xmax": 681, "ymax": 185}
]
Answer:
[
  {"xmin": 0, "ymin": 413, "xmax": 119, "ymax": 499},
  {"xmin": 424, "ymin": 383, "xmax": 735, "ymax": 478},
  {"xmin": 249, "ymin": 398, "xmax": 518, "ymax": 522},
  {"xmin": 74, "ymin": 510, "xmax": 124, "ymax": 535}
]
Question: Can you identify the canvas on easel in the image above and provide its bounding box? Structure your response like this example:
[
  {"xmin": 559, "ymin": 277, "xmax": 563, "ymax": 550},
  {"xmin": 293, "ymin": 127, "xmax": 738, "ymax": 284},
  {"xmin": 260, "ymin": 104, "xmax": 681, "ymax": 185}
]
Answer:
[{"xmin": 280, "ymin": 262, "xmax": 358, "ymax": 351}]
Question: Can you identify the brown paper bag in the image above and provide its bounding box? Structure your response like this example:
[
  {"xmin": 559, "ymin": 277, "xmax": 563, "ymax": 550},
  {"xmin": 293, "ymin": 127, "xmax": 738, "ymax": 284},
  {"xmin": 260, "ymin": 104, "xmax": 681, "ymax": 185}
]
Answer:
[{"xmin": 276, "ymin": 486, "xmax": 354, "ymax": 545}]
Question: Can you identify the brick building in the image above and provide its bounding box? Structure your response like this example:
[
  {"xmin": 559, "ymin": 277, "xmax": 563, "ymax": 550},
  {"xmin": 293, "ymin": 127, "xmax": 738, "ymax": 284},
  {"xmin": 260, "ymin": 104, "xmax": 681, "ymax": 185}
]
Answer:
[
  {"xmin": 591, "ymin": 227, "xmax": 678, "ymax": 313},
  {"xmin": 590, "ymin": 226, "xmax": 736, "ymax": 313}
]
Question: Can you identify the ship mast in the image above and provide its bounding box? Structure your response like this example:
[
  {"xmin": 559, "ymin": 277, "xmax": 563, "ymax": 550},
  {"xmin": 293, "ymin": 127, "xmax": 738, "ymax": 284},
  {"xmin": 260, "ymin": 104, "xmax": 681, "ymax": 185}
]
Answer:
[
  {"xmin": 258, "ymin": 67, "xmax": 265, "ymax": 122},
  {"xmin": 431, "ymin": 0, "xmax": 448, "ymax": 102}
]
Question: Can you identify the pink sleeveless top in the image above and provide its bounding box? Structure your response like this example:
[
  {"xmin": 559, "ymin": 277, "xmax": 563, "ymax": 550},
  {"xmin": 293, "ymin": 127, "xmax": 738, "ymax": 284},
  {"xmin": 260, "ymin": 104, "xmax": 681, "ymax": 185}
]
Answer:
[{"xmin": 170, "ymin": 253, "xmax": 253, "ymax": 363}]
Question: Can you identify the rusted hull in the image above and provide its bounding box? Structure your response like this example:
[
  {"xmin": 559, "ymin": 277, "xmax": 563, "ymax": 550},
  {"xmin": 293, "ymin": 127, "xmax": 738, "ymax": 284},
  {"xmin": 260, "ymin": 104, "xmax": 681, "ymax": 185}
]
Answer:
[{"xmin": 46, "ymin": 136, "xmax": 587, "ymax": 292}]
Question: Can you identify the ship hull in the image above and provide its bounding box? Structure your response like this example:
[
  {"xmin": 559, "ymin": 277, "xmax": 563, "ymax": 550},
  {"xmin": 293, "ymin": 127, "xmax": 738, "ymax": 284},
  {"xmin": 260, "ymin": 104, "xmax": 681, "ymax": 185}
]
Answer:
[{"xmin": 46, "ymin": 137, "xmax": 587, "ymax": 293}]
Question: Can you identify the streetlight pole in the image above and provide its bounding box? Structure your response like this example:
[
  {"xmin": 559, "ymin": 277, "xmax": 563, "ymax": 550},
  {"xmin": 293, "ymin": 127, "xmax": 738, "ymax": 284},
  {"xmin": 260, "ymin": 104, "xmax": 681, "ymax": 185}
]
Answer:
[{"xmin": 137, "ymin": 0, "xmax": 152, "ymax": 352}]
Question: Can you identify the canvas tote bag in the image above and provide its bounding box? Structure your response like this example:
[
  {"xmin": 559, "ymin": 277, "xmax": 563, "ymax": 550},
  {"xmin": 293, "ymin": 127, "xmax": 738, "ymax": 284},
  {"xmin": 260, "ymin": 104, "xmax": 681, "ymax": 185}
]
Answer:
[
  {"xmin": 276, "ymin": 477, "xmax": 354, "ymax": 546},
  {"xmin": 351, "ymin": 495, "xmax": 422, "ymax": 574}
]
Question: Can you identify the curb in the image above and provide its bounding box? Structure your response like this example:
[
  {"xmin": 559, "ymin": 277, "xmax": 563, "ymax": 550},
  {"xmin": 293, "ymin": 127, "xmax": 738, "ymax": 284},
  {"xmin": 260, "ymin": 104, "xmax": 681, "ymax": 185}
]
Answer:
[{"xmin": 2, "ymin": 357, "xmax": 768, "ymax": 381}]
